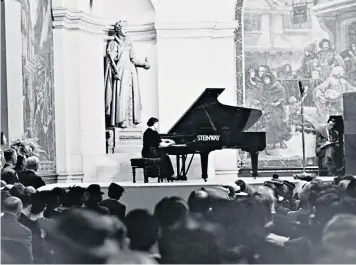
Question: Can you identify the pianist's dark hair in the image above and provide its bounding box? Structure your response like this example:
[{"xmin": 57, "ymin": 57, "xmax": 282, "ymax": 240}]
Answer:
[{"xmin": 147, "ymin": 117, "xmax": 159, "ymax": 127}]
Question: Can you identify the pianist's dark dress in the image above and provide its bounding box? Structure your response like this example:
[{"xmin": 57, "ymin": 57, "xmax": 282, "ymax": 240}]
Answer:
[{"xmin": 142, "ymin": 128, "xmax": 174, "ymax": 179}]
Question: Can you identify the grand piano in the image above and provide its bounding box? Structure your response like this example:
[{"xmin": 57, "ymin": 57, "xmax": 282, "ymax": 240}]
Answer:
[{"xmin": 159, "ymin": 88, "xmax": 266, "ymax": 181}]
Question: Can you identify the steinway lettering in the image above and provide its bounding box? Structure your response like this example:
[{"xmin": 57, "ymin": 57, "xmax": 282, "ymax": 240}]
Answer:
[{"xmin": 197, "ymin": 135, "xmax": 220, "ymax": 141}]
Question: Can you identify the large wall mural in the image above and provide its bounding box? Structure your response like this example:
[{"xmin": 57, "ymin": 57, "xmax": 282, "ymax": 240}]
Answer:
[
  {"xmin": 241, "ymin": 0, "xmax": 356, "ymax": 168},
  {"xmin": 21, "ymin": 0, "xmax": 56, "ymax": 171}
]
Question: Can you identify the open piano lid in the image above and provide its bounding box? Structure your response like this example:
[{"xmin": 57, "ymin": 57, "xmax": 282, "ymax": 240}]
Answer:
[{"xmin": 167, "ymin": 88, "xmax": 263, "ymax": 134}]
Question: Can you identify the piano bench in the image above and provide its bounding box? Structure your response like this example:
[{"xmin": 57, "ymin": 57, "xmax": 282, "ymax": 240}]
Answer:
[{"xmin": 130, "ymin": 158, "xmax": 163, "ymax": 183}]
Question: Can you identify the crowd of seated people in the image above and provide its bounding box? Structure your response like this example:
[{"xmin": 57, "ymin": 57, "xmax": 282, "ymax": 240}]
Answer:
[{"xmin": 1, "ymin": 168, "xmax": 356, "ymax": 264}]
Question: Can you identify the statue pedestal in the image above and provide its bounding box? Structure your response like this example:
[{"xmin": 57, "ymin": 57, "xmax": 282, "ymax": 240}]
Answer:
[
  {"xmin": 102, "ymin": 127, "xmax": 144, "ymax": 183},
  {"xmin": 113, "ymin": 127, "xmax": 143, "ymax": 154}
]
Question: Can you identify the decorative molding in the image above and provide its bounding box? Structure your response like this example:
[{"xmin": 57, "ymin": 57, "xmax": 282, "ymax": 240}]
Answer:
[
  {"xmin": 57, "ymin": 173, "xmax": 84, "ymax": 183},
  {"xmin": 52, "ymin": 8, "xmax": 107, "ymax": 35},
  {"xmin": 155, "ymin": 21, "xmax": 239, "ymax": 39}
]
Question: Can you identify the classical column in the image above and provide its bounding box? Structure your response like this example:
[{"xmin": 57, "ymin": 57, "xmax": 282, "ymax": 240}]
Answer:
[
  {"xmin": 52, "ymin": 1, "xmax": 118, "ymax": 182},
  {"xmin": 3, "ymin": 0, "xmax": 24, "ymax": 141}
]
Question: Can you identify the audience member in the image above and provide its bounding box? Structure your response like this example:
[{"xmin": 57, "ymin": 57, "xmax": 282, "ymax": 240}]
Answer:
[
  {"xmin": 1, "ymin": 148, "xmax": 19, "ymax": 184},
  {"xmin": 43, "ymin": 209, "xmax": 123, "ymax": 264},
  {"xmin": 99, "ymin": 183, "xmax": 126, "ymax": 220},
  {"xmin": 1, "ymin": 196, "xmax": 33, "ymax": 263},
  {"xmin": 125, "ymin": 209, "xmax": 159, "ymax": 254},
  {"xmin": 154, "ymin": 196, "xmax": 189, "ymax": 230},
  {"xmin": 2, "ymin": 172, "xmax": 356, "ymax": 264},
  {"xmin": 15, "ymin": 154, "xmax": 27, "ymax": 173},
  {"xmin": 84, "ymin": 184, "xmax": 109, "ymax": 215},
  {"xmin": 18, "ymin": 156, "xmax": 46, "ymax": 189},
  {"xmin": 24, "ymin": 186, "xmax": 37, "ymax": 195},
  {"xmin": 9, "ymin": 182, "xmax": 25, "ymax": 198}
]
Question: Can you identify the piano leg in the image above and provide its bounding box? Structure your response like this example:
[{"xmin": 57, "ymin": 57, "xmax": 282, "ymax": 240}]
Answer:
[
  {"xmin": 181, "ymin": 155, "xmax": 187, "ymax": 180},
  {"xmin": 249, "ymin": 150, "xmax": 259, "ymax": 178},
  {"xmin": 176, "ymin": 155, "xmax": 181, "ymax": 178},
  {"xmin": 176, "ymin": 155, "xmax": 188, "ymax": 181},
  {"xmin": 200, "ymin": 152, "xmax": 210, "ymax": 182}
]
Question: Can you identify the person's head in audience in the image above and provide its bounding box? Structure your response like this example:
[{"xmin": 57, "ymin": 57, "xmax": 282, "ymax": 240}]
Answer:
[
  {"xmin": 263, "ymin": 181, "xmax": 279, "ymax": 199},
  {"xmin": 235, "ymin": 179, "xmax": 246, "ymax": 192},
  {"xmin": 125, "ymin": 209, "xmax": 159, "ymax": 252},
  {"xmin": 23, "ymin": 186, "xmax": 36, "ymax": 195},
  {"xmin": 3, "ymin": 148, "xmax": 17, "ymax": 166},
  {"xmin": 14, "ymin": 154, "xmax": 26, "ymax": 171},
  {"xmin": 1, "ymin": 190, "xmax": 11, "ymax": 213},
  {"xmin": 159, "ymin": 216, "xmax": 223, "ymax": 264},
  {"xmin": 85, "ymin": 184, "xmax": 104, "ymax": 206},
  {"xmin": 309, "ymin": 185, "xmax": 342, "ymax": 243},
  {"xmin": 253, "ymin": 185, "xmax": 277, "ymax": 215},
  {"xmin": 52, "ymin": 187, "xmax": 67, "ymax": 206},
  {"xmin": 46, "ymin": 189, "xmax": 60, "ymax": 208},
  {"xmin": 316, "ymin": 214, "xmax": 356, "ymax": 263},
  {"xmin": 154, "ymin": 196, "xmax": 188, "ymax": 230},
  {"xmin": 9, "ymin": 183, "xmax": 25, "ymax": 198},
  {"xmin": 346, "ymin": 179, "xmax": 356, "ymax": 198},
  {"xmin": 30, "ymin": 192, "xmax": 47, "ymax": 219},
  {"xmin": 108, "ymin": 183, "xmax": 125, "ymax": 200},
  {"xmin": 3, "ymin": 196, "xmax": 23, "ymax": 218},
  {"xmin": 44, "ymin": 208, "xmax": 123, "ymax": 263},
  {"xmin": 64, "ymin": 186, "xmax": 85, "ymax": 208},
  {"xmin": 25, "ymin": 156, "xmax": 40, "ymax": 172},
  {"xmin": 272, "ymin": 173, "xmax": 279, "ymax": 179},
  {"xmin": 147, "ymin": 117, "xmax": 159, "ymax": 131},
  {"xmin": 19, "ymin": 193, "xmax": 32, "ymax": 216},
  {"xmin": 188, "ymin": 189, "xmax": 210, "ymax": 217}
]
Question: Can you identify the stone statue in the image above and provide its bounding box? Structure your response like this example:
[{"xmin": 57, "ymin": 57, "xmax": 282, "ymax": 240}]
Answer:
[{"xmin": 104, "ymin": 20, "xmax": 150, "ymax": 128}]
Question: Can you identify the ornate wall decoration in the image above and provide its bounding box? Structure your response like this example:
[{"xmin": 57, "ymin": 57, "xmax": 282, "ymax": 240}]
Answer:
[
  {"xmin": 21, "ymin": 0, "xmax": 56, "ymax": 171},
  {"xmin": 237, "ymin": 0, "xmax": 356, "ymax": 171}
]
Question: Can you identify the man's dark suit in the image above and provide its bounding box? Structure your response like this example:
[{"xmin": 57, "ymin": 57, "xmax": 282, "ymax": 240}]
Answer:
[
  {"xmin": 84, "ymin": 203, "xmax": 110, "ymax": 215},
  {"xmin": 1, "ymin": 164, "xmax": 19, "ymax": 184},
  {"xmin": 315, "ymin": 125, "xmax": 339, "ymax": 176},
  {"xmin": 99, "ymin": 199, "xmax": 126, "ymax": 220},
  {"xmin": 18, "ymin": 170, "xmax": 46, "ymax": 189},
  {"xmin": 1, "ymin": 213, "xmax": 33, "ymax": 264}
]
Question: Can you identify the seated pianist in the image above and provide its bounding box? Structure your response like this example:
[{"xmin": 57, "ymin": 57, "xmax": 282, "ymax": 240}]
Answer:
[{"xmin": 142, "ymin": 117, "xmax": 177, "ymax": 181}]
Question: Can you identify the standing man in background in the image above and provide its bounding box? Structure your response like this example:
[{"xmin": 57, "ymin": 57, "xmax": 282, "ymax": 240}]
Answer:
[{"xmin": 315, "ymin": 117, "xmax": 339, "ymax": 176}]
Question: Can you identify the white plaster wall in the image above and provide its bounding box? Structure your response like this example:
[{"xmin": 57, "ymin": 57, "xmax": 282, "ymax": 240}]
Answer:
[
  {"xmin": 3, "ymin": 0, "xmax": 24, "ymax": 140},
  {"xmin": 156, "ymin": 0, "xmax": 237, "ymax": 22},
  {"xmin": 153, "ymin": 0, "xmax": 240, "ymax": 177}
]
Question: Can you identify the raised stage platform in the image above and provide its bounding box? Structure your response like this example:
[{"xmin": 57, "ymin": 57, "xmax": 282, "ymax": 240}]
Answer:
[{"xmin": 39, "ymin": 175, "xmax": 335, "ymax": 213}]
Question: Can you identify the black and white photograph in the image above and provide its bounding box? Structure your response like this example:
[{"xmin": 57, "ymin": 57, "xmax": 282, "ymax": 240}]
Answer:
[{"xmin": 1, "ymin": 0, "xmax": 356, "ymax": 263}]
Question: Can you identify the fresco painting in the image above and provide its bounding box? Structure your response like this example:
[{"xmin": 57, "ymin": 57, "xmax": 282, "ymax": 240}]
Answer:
[
  {"xmin": 21, "ymin": 0, "xmax": 56, "ymax": 170},
  {"xmin": 241, "ymin": 0, "xmax": 356, "ymax": 168}
]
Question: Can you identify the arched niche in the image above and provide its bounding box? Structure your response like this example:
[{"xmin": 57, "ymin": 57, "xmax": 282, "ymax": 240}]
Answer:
[
  {"xmin": 102, "ymin": 0, "xmax": 156, "ymax": 25},
  {"xmin": 102, "ymin": 0, "xmax": 158, "ymax": 127}
]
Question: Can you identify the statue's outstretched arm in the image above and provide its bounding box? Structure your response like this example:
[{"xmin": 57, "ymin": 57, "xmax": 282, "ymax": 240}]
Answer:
[{"xmin": 129, "ymin": 45, "xmax": 150, "ymax": 70}]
